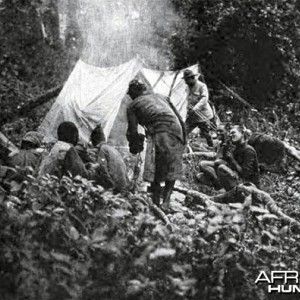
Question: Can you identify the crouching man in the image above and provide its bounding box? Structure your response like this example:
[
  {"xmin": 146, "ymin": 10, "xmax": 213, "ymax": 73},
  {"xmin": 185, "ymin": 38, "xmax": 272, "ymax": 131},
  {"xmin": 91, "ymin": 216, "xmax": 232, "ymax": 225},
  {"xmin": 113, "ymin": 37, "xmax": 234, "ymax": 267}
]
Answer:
[
  {"xmin": 9, "ymin": 131, "xmax": 43, "ymax": 172},
  {"xmin": 126, "ymin": 80, "xmax": 186, "ymax": 208},
  {"xmin": 39, "ymin": 122, "xmax": 94, "ymax": 178},
  {"xmin": 90, "ymin": 124, "xmax": 129, "ymax": 193}
]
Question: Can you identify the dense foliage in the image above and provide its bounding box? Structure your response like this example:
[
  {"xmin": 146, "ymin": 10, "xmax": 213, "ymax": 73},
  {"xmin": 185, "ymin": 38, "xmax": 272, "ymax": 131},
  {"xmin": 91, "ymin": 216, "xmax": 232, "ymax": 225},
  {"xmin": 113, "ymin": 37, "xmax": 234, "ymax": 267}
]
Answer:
[
  {"xmin": 171, "ymin": 0, "xmax": 300, "ymax": 111},
  {"xmin": 0, "ymin": 0, "xmax": 79, "ymax": 128},
  {"xmin": 1, "ymin": 167, "xmax": 300, "ymax": 300},
  {"xmin": 1, "ymin": 1, "xmax": 300, "ymax": 299}
]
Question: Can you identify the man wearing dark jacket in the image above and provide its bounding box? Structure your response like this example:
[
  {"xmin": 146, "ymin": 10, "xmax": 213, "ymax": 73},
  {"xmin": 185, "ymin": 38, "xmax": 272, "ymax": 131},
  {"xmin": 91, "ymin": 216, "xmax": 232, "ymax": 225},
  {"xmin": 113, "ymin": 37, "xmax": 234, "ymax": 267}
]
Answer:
[
  {"xmin": 217, "ymin": 125, "xmax": 260, "ymax": 191},
  {"xmin": 126, "ymin": 80, "xmax": 185, "ymax": 208}
]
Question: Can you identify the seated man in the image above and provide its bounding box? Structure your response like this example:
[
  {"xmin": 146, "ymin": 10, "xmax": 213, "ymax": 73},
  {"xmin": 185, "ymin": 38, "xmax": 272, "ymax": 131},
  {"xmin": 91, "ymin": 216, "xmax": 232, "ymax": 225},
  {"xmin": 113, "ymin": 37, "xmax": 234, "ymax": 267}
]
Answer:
[
  {"xmin": 90, "ymin": 124, "xmax": 129, "ymax": 193},
  {"xmin": 216, "ymin": 125, "xmax": 260, "ymax": 191},
  {"xmin": 198, "ymin": 124, "xmax": 231, "ymax": 188},
  {"xmin": 39, "ymin": 122, "xmax": 93, "ymax": 178},
  {"xmin": 9, "ymin": 131, "xmax": 44, "ymax": 173}
]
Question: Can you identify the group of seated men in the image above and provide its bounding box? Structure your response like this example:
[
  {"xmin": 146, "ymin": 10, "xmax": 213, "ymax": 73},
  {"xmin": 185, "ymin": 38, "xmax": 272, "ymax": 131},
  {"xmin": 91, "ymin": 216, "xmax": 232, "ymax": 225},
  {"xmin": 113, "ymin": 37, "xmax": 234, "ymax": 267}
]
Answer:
[
  {"xmin": 0, "ymin": 122, "xmax": 129, "ymax": 194},
  {"xmin": 0, "ymin": 75, "xmax": 289, "ymax": 208},
  {"xmin": 1, "ymin": 119, "xmax": 286, "ymax": 198}
]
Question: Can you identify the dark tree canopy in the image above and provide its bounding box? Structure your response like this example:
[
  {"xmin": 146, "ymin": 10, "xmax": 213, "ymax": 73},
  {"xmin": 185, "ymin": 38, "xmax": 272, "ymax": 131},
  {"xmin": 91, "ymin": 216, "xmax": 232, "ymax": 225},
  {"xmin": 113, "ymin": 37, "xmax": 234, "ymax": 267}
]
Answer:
[
  {"xmin": 0, "ymin": 0, "xmax": 79, "ymax": 127},
  {"xmin": 171, "ymin": 0, "xmax": 300, "ymax": 109}
]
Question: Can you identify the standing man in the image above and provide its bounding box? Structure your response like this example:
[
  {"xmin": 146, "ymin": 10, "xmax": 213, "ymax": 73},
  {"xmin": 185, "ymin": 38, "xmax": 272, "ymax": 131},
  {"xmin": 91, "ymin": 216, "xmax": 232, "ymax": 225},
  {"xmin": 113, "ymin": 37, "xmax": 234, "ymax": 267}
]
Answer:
[
  {"xmin": 126, "ymin": 80, "xmax": 185, "ymax": 208},
  {"xmin": 183, "ymin": 69, "xmax": 214, "ymax": 147}
]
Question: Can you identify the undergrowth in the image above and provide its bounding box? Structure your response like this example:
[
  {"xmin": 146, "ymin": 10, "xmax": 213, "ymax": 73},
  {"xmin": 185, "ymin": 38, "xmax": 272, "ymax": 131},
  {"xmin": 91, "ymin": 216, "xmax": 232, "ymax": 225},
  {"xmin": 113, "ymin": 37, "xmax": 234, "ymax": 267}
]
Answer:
[{"xmin": 1, "ymin": 167, "xmax": 300, "ymax": 300}]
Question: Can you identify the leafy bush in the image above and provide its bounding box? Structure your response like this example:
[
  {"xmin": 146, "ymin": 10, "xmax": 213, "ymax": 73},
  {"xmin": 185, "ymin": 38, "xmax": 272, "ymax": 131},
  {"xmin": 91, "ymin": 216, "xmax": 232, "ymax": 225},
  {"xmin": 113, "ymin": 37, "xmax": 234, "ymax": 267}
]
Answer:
[{"xmin": 1, "ymin": 170, "xmax": 300, "ymax": 300}]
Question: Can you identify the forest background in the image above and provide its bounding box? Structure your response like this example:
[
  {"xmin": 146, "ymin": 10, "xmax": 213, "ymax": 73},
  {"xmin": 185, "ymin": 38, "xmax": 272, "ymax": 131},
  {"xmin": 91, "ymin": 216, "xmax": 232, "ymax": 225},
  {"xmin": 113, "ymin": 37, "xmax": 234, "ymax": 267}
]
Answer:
[{"xmin": 1, "ymin": 1, "xmax": 300, "ymax": 300}]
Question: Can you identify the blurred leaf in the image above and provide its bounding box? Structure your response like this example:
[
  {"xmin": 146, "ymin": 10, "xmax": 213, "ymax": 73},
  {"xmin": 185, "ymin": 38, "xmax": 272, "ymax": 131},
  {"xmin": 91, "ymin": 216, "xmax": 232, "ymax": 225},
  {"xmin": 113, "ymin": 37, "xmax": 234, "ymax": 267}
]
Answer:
[
  {"xmin": 126, "ymin": 279, "xmax": 144, "ymax": 297},
  {"xmin": 112, "ymin": 209, "xmax": 131, "ymax": 218},
  {"xmin": 149, "ymin": 248, "xmax": 176, "ymax": 259},
  {"xmin": 51, "ymin": 251, "xmax": 71, "ymax": 263},
  {"xmin": 250, "ymin": 206, "xmax": 269, "ymax": 214},
  {"xmin": 10, "ymin": 180, "xmax": 23, "ymax": 192},
  {"xmin": 69, "ymin": 226, "xmax": 79, "ymax": 240}
]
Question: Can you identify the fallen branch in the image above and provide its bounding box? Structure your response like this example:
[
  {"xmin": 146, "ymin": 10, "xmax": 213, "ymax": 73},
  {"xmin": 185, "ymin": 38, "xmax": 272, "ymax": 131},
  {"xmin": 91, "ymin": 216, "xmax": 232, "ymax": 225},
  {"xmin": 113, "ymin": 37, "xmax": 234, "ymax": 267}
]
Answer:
[
  {"xmin": 213, "ymin": 183, "xmax": 300, "ymax": 228},
  {"xmin": 173, "ymin": 186, "xmax": 224, "ymax": 209},
  {"xmin": 17, "ymin": 84, "xmax": 63, "ymax": 116},
  {"xmin": 218, "ymin": 81, "xmax": 253, "ymax": 109},
  {"xmin": 139, "ymin": 196, "xmax": 174, "ymax": 231},
  {"xmin": 175, "ymin": 184, "xmax": 300, "ymax": 229},
  {"xmin": 183, "ymin": 151, "xmax": 216, "ymax": 160},
  {"xmin": 1, "ymin": 85, "xmax": 64, "ymax": 127},
  {"xmin": 283, "ymin": 142, "xmax": 300, "ymax": 163}
]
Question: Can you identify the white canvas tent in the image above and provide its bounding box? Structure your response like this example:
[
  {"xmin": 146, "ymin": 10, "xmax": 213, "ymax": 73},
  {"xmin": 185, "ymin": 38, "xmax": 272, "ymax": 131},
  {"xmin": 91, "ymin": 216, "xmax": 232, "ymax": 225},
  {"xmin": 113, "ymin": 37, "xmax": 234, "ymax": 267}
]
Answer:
[{"xmin": 39, "ymin": 58, "xmax": 198, "ymax": 148}]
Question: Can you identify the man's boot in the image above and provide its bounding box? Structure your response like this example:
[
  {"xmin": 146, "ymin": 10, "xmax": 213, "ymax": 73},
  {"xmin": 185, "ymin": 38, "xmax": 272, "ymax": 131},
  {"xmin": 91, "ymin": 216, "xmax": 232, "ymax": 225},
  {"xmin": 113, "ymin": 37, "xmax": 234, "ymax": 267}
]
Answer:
[
  {"xmin": 151, "ymin": 182, "xmax": 161, "ymax": 206},
  {"xmin": 162, "ymin": 180, "xmax": 175, "ymax": 209},
  {"xmin": 206, "ymin": 135, "xmax": 214, "ymax": 147}
]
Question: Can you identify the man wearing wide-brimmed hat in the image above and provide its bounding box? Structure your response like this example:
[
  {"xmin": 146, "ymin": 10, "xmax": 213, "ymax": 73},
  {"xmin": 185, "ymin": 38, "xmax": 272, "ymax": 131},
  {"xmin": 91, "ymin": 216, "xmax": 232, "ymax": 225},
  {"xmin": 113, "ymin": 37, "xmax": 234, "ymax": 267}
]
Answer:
[
  {"xmin": 183, "ymin": 69, "xmax": 214, "ymax": 147},
  {"xmin": 8, "ymin": 131, "xmax": 44, "ymax": 172}
]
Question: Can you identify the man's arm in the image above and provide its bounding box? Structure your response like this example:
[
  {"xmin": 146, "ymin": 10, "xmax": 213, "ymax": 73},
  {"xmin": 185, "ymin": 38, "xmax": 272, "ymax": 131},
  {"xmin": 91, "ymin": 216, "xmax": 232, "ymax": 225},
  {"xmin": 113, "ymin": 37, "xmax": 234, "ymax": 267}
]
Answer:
[
  {"xmin": 126, "ymin": 107, "xmax": 138, "ymax": 141},
  {"xmin": 240, "ymin": 148, "xmax": 258, "ymax": 179},
  {"xmin": 223, "ymin": 148, "xmax": 242, "ymax": 174},
  {"xmin": 126, "ymin": 107, "xmax": 144, "ymax": 154},
  {"xmin": 227, "ymin": 155, "xmax": 243, "ymax": 175},
  {"xmin": 226, "ymin": 147, "xmax": 257, "ymax": 178},
  {"xmin": 95, "ymin": 148, "xmax": 114, "ymax": 189}
]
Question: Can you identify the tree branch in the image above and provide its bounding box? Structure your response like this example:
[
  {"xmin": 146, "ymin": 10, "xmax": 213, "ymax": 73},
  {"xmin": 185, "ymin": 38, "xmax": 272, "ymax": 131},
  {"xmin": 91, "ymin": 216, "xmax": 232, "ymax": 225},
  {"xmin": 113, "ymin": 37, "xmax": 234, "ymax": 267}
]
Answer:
[{"xmin": 18, "ymin": 84, "xmax": 63, "ymax": 116}]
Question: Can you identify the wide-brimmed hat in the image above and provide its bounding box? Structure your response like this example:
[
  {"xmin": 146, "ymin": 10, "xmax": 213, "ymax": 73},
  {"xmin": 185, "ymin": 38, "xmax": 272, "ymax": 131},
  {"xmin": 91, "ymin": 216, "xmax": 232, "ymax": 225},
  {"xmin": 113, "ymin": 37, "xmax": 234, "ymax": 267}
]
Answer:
[{"xmin": 182, "ymin": 69, "xmax": 199, "ymax": 80}]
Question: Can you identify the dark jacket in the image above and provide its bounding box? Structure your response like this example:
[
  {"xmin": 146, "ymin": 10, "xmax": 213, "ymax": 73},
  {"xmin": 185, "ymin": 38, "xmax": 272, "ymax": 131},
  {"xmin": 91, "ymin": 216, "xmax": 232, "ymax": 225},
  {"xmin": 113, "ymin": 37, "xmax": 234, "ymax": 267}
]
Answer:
[
  {"xmin": 127, "ymin": 93, "xmax": 184, "ymax": 143},
  {"xmin": 230, "ymin": 143, "xmax": 260, "ymax": 186}
]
